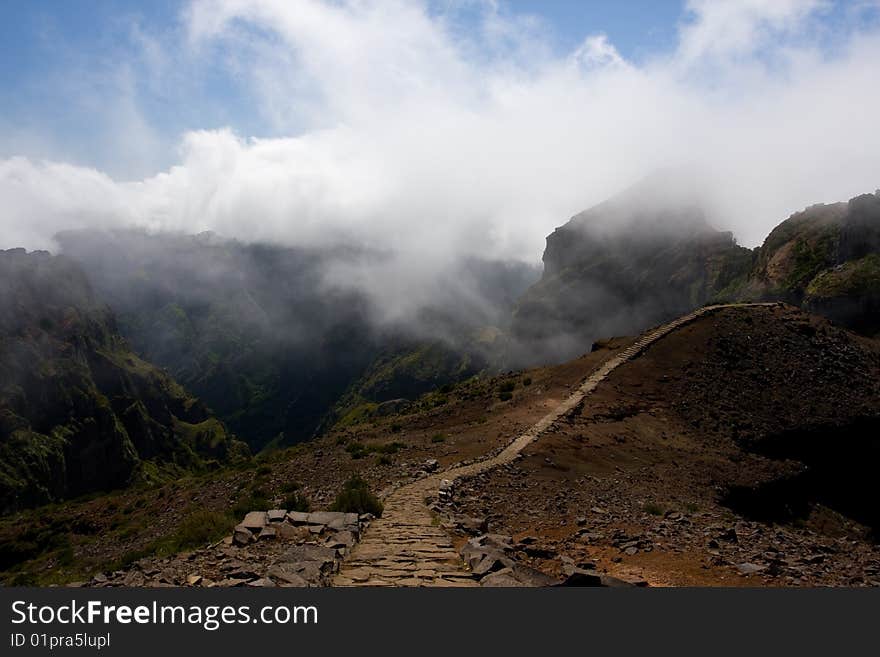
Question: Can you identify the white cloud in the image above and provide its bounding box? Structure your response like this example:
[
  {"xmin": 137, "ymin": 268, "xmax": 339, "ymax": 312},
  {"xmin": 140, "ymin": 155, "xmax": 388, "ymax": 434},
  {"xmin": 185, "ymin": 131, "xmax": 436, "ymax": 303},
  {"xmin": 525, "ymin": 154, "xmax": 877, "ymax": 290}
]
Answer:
[{"xmin": 2, "ymin": 0, "xmax": 880, "ymax": 276}]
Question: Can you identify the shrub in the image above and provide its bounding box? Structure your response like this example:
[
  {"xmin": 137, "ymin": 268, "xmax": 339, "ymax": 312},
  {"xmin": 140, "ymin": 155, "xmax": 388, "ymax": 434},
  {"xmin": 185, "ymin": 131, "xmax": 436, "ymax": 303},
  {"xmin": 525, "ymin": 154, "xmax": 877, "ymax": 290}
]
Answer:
[
  {"xmin": 498, "ymin": 391, "xmax": 513, "ymax": 402},
  {"xmin": 281, "ymin": 480, "xmax": 301, "ymax": 493},
  {"xmin": 231, "ymin": 491, "xmax": 271, "ymax": 518},
  {"xmin": 166, "ymin": 510, "xmax": 233, "ymax": 552},
  {"xmin": 498, "ymin": 380, "xmax": 516, "ymax": 393},
  {"xmin": 346, "ymin": 441, "xmax": 404, "ymax": 459},
  {"xmin": 643, "ymin": 502, "xmax": 665, "ymax": 516},
  {"xmin": 431, "ymin": 434, "xmax": 446, "ymax": 443},
  {"xmin": 377, "ymin": 454, "xmax": 392, "ymax": 466},
  {"xmin": 390, "ymin": 423, "xmax": 403, "ymax": 433},
  {"xmin": 522, "ymin": 376, "xmax": 532, "ymax": 386},
  {"xmin": 282, "ymin": 491, "xmax": 310, "ymax": 513},
  {"xmin": 329, "ymin": 475, "xmax": 384, "ymax": 517}
]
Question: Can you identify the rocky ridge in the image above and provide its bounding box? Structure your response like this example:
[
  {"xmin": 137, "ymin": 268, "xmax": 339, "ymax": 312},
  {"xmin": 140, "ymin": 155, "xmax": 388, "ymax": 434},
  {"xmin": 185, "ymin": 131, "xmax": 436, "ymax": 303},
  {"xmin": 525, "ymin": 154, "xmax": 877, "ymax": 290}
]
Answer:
[{"xmin": 84, "ymin": 509, "xmax": 371, "ymax": 588}]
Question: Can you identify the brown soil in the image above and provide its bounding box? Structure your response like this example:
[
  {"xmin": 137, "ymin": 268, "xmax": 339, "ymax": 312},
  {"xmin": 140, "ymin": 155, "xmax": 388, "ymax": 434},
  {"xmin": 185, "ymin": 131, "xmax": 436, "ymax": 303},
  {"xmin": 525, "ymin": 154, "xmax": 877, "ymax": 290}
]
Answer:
[
  {"xmin": 5, "ymin": 304, "xmax": 879, "ymax": 587},
  {"xmin": 449, "ymin": 305, "xmax": 880, "ymax": 586},
  {"xmin": 0, "ymin": 334, "xmax": 631, "ymax": 585}
]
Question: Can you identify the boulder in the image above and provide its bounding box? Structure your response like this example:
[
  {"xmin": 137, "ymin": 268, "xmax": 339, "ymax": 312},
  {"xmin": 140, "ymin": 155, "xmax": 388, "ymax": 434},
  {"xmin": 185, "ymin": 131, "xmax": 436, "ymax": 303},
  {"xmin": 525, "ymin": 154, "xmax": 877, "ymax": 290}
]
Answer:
[
  {"xmin": 267, "ymin": 564, "xmax": 310, "ymax": 587},
  {"xmin": 457, "ymin": 517, "xmax": 489, "ymax": 535},
  {"xmin": 325, "ymin": 530, "xmax": 356, "ymax": 549},
  {"xmin": 307, "ymin": 511, "xmax": 347, "ymax": 526},
  {"xmin": 241, "ymin": 511, "xmax": 267, "ymax": 532},
  {"xmin": 276, "ymin": 523, "xmax": 311, "ymax": 541},
  {"xmin": 480, "ymin": 568, "xmax": 522, "ymax": 587},
  {"xmin": 559, "ymin": 568, "xmax": 604, "ymax": 586},
  {"xmin": 510, "ymin": 564, "xmax": 558, "ymax": 587},
  {"xmin": 737, "ymin": 562, "xmax": 766, "ymax": 575},
  {"xmin": 258, "ymin": 526, "xmax": 277, "ymax": 540},
  {"xmin": 267, "ymin": 509, "xmax": 287, "ymax": 522},
  {"xmin": 233, "ymin": 526, "xmax": 254, "ymax": 546},
  {"xmin": 282, "ymin": 544, "xmax": 338, "ymax": 571},
  {"xmin": 472, "ymin": 553, "xmax": 514, "ymax": 577},
  {"xmin": 286, "ymin": 511, "xmax": 310, "ymax": 525}
]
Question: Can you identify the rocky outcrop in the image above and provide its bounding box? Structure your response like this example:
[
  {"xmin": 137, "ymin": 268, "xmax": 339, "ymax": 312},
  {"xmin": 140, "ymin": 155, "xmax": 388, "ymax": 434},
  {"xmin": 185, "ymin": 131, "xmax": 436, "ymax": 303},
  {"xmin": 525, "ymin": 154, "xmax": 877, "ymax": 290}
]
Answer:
[
  {"xmin": 511, "ymin": 184, "xmax": 880, "ymax": 366},
  {"xmin": 84, "ymin": 508, "xmax": 371, "ymax": 587},
  {"xmin": 510, "ymin": 177, "xmax": 754, "ymax": 365},
  {"xmin": 0, "ymin": 249, "xmax": 248, "ymax": 512},
  {"xmin": 725, "ymin": 191, "xmax": 880, "ymax": 336}
]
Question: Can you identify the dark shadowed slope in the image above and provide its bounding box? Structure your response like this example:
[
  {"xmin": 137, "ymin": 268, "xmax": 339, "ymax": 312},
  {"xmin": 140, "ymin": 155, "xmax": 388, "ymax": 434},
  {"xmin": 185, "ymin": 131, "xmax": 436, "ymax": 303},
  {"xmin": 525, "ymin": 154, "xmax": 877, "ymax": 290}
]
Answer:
[
  {"xmin": 0, "ymin": 249, "xmax": 248, "ymax": 512},
  {"xmin": 56, "ymin": 230, "xmax": 539, "ymax": 449},
  {"xmin": 454, "ymin": 304, "xmax": 880, "ymax": 586},
  {"xmin": 510, "ymin": 175, "xmax": 753, "ymax": 365}
]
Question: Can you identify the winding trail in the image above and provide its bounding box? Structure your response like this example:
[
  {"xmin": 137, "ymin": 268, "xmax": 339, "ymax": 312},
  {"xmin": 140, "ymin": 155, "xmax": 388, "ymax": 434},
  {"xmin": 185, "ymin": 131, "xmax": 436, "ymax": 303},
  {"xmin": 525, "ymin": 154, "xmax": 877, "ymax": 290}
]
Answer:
[{"xmin": 333, "ymin": 303, "xmax": 777, "ymax": 587}]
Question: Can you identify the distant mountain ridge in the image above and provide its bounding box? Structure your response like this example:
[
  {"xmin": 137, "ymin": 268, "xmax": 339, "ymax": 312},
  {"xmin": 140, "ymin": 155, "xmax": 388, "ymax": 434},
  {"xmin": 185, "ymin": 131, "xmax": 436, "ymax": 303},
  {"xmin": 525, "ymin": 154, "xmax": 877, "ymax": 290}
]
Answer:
[
  {"xmin": 56, "ymin": 230, "xmax": 539, "ymax": 450},
  {"xmin": 0, "ymin": 248, "xmax": 248, "ymax": 512},
  {"xmin": 511, "ymin": 181, "xmax": 880, "ymax": 364},
  {"xmin": 510, "ymin": 177, "xmax": 755, "ymax": 364}
]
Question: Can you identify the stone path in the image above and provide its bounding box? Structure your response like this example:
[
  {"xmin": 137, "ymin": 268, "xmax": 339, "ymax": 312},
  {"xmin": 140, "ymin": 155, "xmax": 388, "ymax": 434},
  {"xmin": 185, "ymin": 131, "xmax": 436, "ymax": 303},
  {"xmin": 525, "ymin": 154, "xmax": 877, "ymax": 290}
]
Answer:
[{"xmin": 333, "ymin": 303, "xmax": 778, "ymax": 587}]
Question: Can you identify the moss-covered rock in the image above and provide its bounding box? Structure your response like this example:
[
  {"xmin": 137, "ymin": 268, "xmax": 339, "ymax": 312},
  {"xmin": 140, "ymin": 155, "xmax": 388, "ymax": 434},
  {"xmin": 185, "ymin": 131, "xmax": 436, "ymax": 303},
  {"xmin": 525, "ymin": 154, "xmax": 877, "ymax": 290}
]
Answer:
[{"xmin": 729, "ymin": 191, "xmax": 880, "ymax": 334}]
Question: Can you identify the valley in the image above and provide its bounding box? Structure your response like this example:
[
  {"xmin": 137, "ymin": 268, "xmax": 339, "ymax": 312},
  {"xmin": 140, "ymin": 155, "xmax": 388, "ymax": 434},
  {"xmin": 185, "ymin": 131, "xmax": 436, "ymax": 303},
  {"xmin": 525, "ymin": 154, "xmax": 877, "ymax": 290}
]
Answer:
[{"xmin": 1, "ymin": 189, "xmax": 879, "ymax": 587}]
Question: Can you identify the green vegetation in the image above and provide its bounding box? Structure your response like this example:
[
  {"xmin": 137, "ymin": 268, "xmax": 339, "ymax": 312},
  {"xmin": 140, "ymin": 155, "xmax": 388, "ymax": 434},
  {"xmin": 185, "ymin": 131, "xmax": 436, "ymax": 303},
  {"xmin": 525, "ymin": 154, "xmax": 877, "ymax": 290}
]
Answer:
[
  {"xmin": 345, "ymin": 441, "xmax": 405, "ymax": 460},
  {"xmin": 282, "ymin": 491, "xmax": 311, "ymax": 513},
  {"xmin": 329, "ymin": 475, "xmax": 383, "ymax": 517},
  {"xmin": 329, "ymin": 341, "xmax": 483, "ymax": 430},
  {"xmin": 806, "ymin": 254, "xmax": 880, "ymax": 298},
  {"xmin": 430, "ymin": 433, "xmax": 446, "ymax": 443},
  {"xmin": 335, "ymin": 402, "xmax": 379, "ymax": 429},
  {"xmin": 643, "ymin": 502, "xmax": 665, "ymax": 516},
  {"xmin": 231, "ymin": 488, "xmax": 271, "ymax": 519},
  {"xmin": 783, "ymin": 232, "xmax": 837, "ymax": 292}
]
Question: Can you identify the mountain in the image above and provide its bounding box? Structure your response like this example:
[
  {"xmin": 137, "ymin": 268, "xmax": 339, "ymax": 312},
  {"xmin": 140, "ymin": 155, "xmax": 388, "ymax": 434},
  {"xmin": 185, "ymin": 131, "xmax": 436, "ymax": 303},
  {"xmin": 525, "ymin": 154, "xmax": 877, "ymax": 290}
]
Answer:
[
  {"xmin": 0, "ymin": 249, "xmax": 248, "ymax": 512},
  {"xmin": 730, "ymin": 191, "xmax": 880, "ymax": 336},
  {"xmin": 56, "ymin": 230, "xmax": 538, "ymax": 450},
  {"xmin": 511, "ymin": 183, "xmax": 880, "ymax": 366},
  {"xmin": 510, "ymin": 176, "xmax": 753, "ymax": 364}
]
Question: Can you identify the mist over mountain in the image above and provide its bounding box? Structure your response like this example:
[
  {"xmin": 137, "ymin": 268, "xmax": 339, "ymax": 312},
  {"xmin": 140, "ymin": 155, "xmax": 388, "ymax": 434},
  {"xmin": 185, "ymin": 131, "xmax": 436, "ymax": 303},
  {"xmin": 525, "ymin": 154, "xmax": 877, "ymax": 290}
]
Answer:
[
  {"xmin": 510, "ymin": 174, "xmax": 754, "ymax": 365},
  {"xmin": 55, "ymin": 229, "xmax": 538, "ymax": 449}
]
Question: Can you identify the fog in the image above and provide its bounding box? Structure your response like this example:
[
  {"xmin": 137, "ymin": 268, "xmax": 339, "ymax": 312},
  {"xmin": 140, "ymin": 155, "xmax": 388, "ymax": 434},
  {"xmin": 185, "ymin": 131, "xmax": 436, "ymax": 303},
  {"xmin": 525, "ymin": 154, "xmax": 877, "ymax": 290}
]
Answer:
[{"xmin": 2, "ymin": 0, "xmax": 880, "ymax": 318}]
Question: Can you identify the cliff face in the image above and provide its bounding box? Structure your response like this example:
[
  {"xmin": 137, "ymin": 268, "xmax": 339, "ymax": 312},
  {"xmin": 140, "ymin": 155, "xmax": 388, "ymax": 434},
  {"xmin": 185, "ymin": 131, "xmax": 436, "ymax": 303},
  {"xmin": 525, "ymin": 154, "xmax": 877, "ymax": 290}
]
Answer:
[
  {"xmin": 511, "ymin": 180, "xmax": 754, "ymax": 365},
  {"xmin": 512, "ymin": 185, "xmax": 880, "ymax": 365},
  {"xmin": 0, "ymin": 249, "xmax": 247, "ymax": 512},
  {"xmin": 734, "ymin": 192, "xmax": 880, "ymax": 336}
]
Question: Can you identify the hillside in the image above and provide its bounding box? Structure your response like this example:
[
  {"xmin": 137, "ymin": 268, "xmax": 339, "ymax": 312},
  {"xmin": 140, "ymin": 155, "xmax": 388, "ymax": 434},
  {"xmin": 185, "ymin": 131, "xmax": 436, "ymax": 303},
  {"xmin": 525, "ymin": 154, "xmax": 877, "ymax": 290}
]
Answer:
[
  {"xmin": 57, "ymin": 230, "xmax": 537, "ymax": 450},
  {"xmin": 0, "ymin": 249, "xmax": 248, "ymax": 513},
  {"xmin": 731, "ymin": 191, "xmax": 880, "ymax": 336},
  {"xmin": 452, "ymin": 304, "xmax": 880, "ymax": 586},
  {"xmin": 4, "ymin": 302, "xmax": 878, "ymax": 587},
  {"xmin": 510, "ymin": 176, "xmax": 753, "ymax": 365}
]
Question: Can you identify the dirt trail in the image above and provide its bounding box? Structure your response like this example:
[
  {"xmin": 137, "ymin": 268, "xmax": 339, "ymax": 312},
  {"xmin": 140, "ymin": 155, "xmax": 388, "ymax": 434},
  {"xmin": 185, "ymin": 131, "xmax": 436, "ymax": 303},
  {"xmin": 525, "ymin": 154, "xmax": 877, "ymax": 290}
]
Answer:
[{"xmin": 333, "ymin": 303, "xmax": 778, "ymax": 587}]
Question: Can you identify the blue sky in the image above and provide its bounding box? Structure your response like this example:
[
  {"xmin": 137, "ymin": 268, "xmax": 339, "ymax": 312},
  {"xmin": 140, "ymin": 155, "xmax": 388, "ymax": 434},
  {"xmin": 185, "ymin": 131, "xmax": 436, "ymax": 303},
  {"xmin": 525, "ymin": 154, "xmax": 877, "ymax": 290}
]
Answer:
[
  {"xmin": 0, "ymin": 1, "xmax": 685, "ymax": 176},
  {"xmin": 2, "ymin": 0, "xmax": 880, "ymax": 262},
  {"xmin": 2, "ymin": 0, "xmax": 878, "ymax": 178}
]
